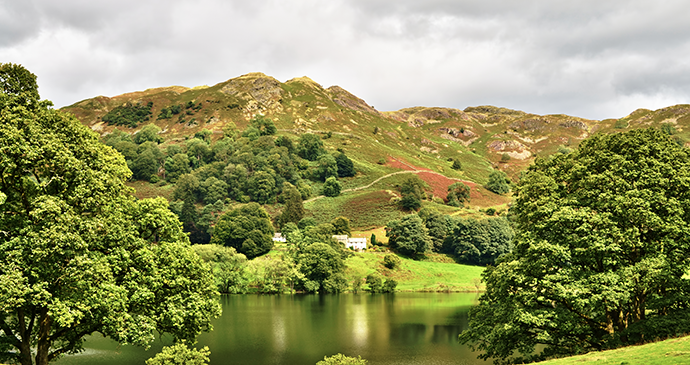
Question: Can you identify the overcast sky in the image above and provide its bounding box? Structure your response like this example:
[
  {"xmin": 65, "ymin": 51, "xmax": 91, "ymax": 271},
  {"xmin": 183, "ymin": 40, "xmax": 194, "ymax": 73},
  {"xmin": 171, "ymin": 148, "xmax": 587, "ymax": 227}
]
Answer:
[{"xmin": 2, "ymin": 0, "xmax": 690, "ymax": 120}]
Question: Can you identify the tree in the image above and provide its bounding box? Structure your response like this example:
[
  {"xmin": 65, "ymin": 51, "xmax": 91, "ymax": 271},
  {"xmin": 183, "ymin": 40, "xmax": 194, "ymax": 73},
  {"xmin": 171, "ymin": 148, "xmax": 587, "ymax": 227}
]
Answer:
[
  {"xmin": 444, "ymin": 217, "xmax": 513, "ymax": 265},
  {"xmin": 192, "ymin": 245, "xmax": 249, "ymax": 294},
  {"xmin": 331, "ymin": 216, "xmax": 352, "ymax": 236},
  {"xmin": 134, "ymin": 124, "xmax": 163, "ymax": 144},
  {"xmin": 385, "ymin": 215, "xmax": 431, "ymax": 257},
  {"xmin": 399, "ymin": 176, "xmax": 426, "ymax": 211},
  {"xmin": 316, "ymin": 354, "xmax": 367, "ymax": 365},
  {"xmin": 146, "ymin": 342, "xmax": 210, "ymax": 365},
  {"xmin": 297, "ymin": 243, "xmax": 345, "ymax": 293},
  {"xmin": 315, "ymin": 154, "xmax": 339, "ymax": 181},
  {"xmin": 211, "ymin": 203, "xmax": 274, "ymax": 259},
  {"xmin": 485, "ymin": 170, "xmax": 510, "ymax": 195},
  {"xmin": 446, "ymin": 182, "xmax": 470, "ymax": 206},
  {"xmin": 0, "ymin": 64, "xmax": 220, "ymax": 365},
  {"xmin": 249, "ymin": 115, "xmax": 277, "ymax": 136},
  {"xmin": 335, "ymin": 152, "xmax": 356, "ymax": 177},
  {"xmin": 279, "ymin": 183, "xmax": 305, "ymax": 227},
  {"xmin": 417, "ymin": 207, "xmax": 451, "ymax": 251},
  {"xmin": 365, "ymin": 274, "xmax": 383, "ymax": 293},
  {"xmin": 247, "ymin": 171, "xmax": 276, "ymax": 204},
  {"xmin": 460, "ymin": 128, "xmax": 690, "ymax": 363},
  {"xmin": 383, "ymin": 254, "xmax": 401, "ymax": 270},
  {"xmin": 322, "ymin": 176, "xmax": 342, "ymax": 197},
  {"xmin": 298, "ymin": 133, "xmax": 325, "ymax": 161}
]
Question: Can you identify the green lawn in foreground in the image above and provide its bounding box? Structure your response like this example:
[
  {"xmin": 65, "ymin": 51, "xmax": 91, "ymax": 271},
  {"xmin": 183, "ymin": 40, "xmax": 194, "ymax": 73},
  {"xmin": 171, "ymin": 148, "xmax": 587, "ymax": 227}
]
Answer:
[{"xmin": 536, "ymin": 335, "xmax": 690, "ymax": 365}]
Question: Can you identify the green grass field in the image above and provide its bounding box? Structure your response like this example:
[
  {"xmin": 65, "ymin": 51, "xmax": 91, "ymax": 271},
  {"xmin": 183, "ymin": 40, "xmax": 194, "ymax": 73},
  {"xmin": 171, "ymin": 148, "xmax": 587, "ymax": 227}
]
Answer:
[
  {"xmin": 344, "ymin": 252, "xmax": 485, "ymax": 292},
  {"xmin": 535, "ymin": 335, "xmax": 690, "ymax": 365}
]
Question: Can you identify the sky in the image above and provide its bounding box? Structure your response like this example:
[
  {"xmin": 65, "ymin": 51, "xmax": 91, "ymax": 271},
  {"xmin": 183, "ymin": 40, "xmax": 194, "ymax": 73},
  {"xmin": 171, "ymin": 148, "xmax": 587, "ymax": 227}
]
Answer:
[{"xmin": 2, "ymin": 0, "xmax": 690, "ymax": 120}]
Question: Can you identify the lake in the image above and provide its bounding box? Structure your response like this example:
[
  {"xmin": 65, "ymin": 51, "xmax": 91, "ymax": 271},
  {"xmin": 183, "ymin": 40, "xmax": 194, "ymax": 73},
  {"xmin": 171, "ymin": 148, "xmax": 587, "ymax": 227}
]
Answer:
[{"xmin": 55, "ymin": 293, "xmax": 487, "ymax": 365}]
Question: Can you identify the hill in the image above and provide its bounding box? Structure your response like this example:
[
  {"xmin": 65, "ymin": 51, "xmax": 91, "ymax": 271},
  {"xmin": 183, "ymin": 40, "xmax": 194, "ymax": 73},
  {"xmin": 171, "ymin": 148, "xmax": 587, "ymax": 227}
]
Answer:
[{"xmin": 61, "ymin": 72, "xmax": 690, "ymax": 229}]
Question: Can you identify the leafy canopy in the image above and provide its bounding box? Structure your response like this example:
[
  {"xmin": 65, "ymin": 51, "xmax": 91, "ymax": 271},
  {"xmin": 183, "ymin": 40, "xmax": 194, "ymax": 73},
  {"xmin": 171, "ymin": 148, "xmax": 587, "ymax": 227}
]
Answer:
[
  {"xmin": 460, "ymin": 128, "xmax": 690, "ymax": 364},
  {"xmin": 0, "ymin": 64, "xmax": 220, "ymax": 365}
]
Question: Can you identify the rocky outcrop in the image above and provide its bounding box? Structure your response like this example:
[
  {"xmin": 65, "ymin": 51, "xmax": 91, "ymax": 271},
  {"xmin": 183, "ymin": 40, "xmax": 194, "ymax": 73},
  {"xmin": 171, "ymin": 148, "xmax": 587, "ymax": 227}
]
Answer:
[
  {"xmin": 221, "ymin": 73, "xmax": 284, "ymax": 113},
  {"xmin": 326, "ymin": 86, "xmax": 380, "ymax": 115}
]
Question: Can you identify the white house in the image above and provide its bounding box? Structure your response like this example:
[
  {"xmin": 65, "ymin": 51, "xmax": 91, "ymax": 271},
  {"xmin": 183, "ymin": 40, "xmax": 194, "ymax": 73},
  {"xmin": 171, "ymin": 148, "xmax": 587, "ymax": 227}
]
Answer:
[
  {"xmin": 272, "ymin": 233, "xmax": 286, "ymax": 243},
  {"xmin": 346, "ymin": 237, "xmax": 367, "ymax": 251},
  {"xmin": 332, "ymin": 235, "xmax": 367, "ymax": 251}
]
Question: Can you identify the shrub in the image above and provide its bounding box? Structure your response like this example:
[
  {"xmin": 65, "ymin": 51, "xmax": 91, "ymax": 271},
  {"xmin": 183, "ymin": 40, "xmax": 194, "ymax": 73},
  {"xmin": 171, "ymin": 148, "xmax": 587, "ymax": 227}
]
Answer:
[{"xmin": 383, "ymin": 254, "xmax": 401, "ymax": 270}]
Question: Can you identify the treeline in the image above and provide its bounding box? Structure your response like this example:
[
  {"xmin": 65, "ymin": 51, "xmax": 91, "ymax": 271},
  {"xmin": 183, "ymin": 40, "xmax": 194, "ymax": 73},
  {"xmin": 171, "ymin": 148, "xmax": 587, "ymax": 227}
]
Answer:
[
  {"xmin": 385, "ymin": 208, "xmax": 514, "ymax": 265},
  {"xmin": 193, "ymin": 214, "xmax": 396, "ymax": 294},
  {"xmin": 103, "ymin": 116, "xmax": 356, "ymax": 243}
]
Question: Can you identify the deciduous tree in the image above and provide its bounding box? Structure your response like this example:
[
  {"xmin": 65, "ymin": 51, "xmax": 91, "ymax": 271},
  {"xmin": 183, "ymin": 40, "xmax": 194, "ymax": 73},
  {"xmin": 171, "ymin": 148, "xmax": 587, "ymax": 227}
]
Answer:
[
  {"xmin": 0, "ymin": 64, "xmax": 220, "ymax": 365},
  {"xmin": 460, "ymin": 128, "xmax": 690, "ymax": 363}
]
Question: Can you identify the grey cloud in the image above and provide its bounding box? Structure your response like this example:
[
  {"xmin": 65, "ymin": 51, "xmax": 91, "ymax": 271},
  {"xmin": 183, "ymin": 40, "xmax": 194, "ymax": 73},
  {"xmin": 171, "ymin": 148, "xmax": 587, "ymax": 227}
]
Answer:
[{"xmin": 2, "ymin": 0, "xmax": 690, "ymax": 119}]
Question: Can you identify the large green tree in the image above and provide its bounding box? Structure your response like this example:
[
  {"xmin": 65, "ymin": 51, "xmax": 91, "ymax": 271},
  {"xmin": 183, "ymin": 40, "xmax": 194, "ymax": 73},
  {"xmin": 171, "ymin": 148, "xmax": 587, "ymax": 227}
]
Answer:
[
  {"xmin": 0, "ymin": 64, "xmax": 220, "ymax": 365},
  {"xmin": 385, "ymin": 214, "xmax": 432, "ymax": 256},
  {"xmin": 460, "ymin": 128, "xmax": 690, "ymax": 363},
  {"xmin": 210, "ymin": 203, "xmax": 274, "ymax": 258}
]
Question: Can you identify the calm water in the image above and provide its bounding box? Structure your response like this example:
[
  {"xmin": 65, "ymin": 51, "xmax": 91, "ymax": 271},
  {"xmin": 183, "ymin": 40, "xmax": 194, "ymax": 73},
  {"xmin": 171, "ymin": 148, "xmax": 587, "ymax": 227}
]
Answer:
[{"xmin": 56, "ymin": 293, "xmax": 486, "ymax": 365}]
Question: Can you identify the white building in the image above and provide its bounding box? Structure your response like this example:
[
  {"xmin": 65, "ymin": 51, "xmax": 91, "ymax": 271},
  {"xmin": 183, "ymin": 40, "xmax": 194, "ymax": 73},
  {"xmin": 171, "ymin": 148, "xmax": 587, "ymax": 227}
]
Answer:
[
  {"xmin": 272, "ymin": 233, "xmax": 286, "ymax": 243},
  {"xmin": 332, "ymin": 235, "xmax": 367, "ymax": 251},
  {"xmin": 346, "ymin": 237, "xmax": 367, "ymax": 251}
]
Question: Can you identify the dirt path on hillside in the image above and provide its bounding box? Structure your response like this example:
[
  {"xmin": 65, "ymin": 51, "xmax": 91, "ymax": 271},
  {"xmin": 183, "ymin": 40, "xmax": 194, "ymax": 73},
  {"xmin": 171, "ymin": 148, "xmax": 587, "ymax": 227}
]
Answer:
[{"xmin": 304, "ymin": 158, "xmax": 476, "ymax": 203}]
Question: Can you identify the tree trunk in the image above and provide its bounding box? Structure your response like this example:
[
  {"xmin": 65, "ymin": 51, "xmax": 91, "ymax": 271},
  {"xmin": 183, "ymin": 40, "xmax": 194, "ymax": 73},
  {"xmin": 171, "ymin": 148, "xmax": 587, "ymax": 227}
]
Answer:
[{"xmin": 34, "ymin": 309, "xmax": 52, "ymax": 365}]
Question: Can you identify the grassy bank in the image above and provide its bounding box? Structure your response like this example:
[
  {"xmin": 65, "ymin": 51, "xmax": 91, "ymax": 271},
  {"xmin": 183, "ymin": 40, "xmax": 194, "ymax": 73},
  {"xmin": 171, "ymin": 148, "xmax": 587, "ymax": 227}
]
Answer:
[
  {"xmin": 251, "ymin": 249, "xmax": 485, "ymax": 293},
  {"xmin": 345, "ymin": 252, "xmax": 485, "ymax": 292},
  {"xmin": 535, "ymin": 335, "xmax": 690, "ymax": 365}
]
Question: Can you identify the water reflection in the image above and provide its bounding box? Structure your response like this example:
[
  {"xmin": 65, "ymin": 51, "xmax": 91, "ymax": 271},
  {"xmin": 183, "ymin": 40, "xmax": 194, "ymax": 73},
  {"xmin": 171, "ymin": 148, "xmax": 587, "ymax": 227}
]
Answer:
[{"xmin": 56, "ymin": 293, "xmax": 486, "ymax": 365}]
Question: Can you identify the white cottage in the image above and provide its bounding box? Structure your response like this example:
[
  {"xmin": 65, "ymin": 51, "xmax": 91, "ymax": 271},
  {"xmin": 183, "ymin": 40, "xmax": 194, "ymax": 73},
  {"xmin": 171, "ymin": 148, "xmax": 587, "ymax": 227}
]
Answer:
[{"xmin": 332, "ymin": 235, "xmax": 367, "ymax": 251}]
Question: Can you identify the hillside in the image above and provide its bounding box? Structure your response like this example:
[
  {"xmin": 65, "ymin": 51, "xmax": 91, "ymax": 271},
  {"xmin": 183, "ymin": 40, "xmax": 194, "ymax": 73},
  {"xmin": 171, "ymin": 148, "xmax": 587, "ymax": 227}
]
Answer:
[{"xmin": 61, "ymin": 72, "xmax": 690, "ymax": 228}]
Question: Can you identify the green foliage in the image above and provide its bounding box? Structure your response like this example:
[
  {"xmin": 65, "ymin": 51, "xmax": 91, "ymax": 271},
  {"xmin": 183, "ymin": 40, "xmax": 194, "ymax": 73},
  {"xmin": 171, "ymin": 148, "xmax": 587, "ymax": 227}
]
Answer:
[
  {"xmin": 297, "ymin": 243, "xmax": 346, "ymax": 293},
  {"xmin": 335, "ymin": 152, "xmax": 356, "ymax": 177},
  {"xmin": 370, "ymin": 233, "xmax": 377, "ymax": 246},
  {"xmin": 211, "ymin": 203, "xmax": 274, "ymax": 259},
  {"xmin": 382, "ymin": 278, "xmax": 398, "ymax": 293},
  {"xmin": 500, "ymin": 153, "xmax": 511, "ymax": 162},
  {"xmin": 417, "ymin": 207, "xmax": 451, "ymax": 252},
  {"xmin": 299, "ymin": 217, "xmax": 318, "ymax": 230},
  {"xmin": 451, "ymin": 158, "xmax": 462, "ymax": 170},
  {"xmin": 0, "ymin": 62, "xmax": 39, "ymax": 99},
  {"xmin": 102, "ymin": 101, "xmax": 153, "ymax": 127},
  {"xmin": 165, "ymin": 153, "xmax": 192, "ymax": 183},
  {"xmin": 383, "ymin": 254, "xmax": 401, "ymax": 270},
  {"xmin": 279, "ymin": 183, "xmax": 305, "ymax": 227},
  {"xmin": 146, "ymin": 342, "xmax": 210, "ymax": 365},
  {"xmin": 446, "ymin": 181, "xmax": 470, "ymax": 206},
  {"xmin": 331, "ymin": 216, "xmax": 352, "ymax": 236},
  {"xmin": 443, "ymin": 217, "xmax": 513, "ymax": 265},
  {"xmin": 134, "ymin": 124, "xmax": 163, "ymax": 144},
  {"xmin": 315, "ymin": 154, "xmax": 339, "ymax": 181},
  {"xmin": 386, "ymin": 214, "xmax": 432, "ymax": 256},
  {"xmin": 316, "ymin": 354, "xmax": 368, "ymax": 365},
  {"xmin": 298, "ymin": 133, "xmax": 325, "ymax": 161},
  {"xmin": 322, "ymin": 176, "xmax": 342, "ymax": 197},
  {"xmin": 250, "ymin": 114, "xmax": 277, "ymax": 136},
  {"xmin": 0, "ymin": 66, "xmax": 220, "ymax": 365},
  {"xmin": 485, "ymin": 170, "xmax": 510, "ymax": 195},
  {"xmin": 399, "ymin": 176, "xmax": 427, "ymax": 211},
  {"xmin": 460, "ymin": 128, "xmax": 690, "ymax": 363},
  {"xmin": 366, "ymin": 273, "xmax": 384, "ymax": 293}
]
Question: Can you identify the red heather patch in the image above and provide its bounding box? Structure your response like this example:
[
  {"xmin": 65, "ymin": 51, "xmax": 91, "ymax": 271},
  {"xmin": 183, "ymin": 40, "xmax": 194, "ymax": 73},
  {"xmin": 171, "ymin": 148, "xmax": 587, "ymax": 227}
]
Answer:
[{"xmin": 386, "ymin": 156, "xmax": 430, "ymax": 171}]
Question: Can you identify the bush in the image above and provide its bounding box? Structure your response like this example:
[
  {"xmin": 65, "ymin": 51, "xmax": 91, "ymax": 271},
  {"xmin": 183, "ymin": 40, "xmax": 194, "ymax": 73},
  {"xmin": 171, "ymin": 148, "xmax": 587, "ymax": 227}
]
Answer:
[
  {"xmin": 316, "ymin": 354, "xmax": 367, "ymax": 365},
  {"xmin": 485, "ymin": 170, "xmax": 510, "ymax": 195},
  {"xmin": 146, "ymin": 342, "xmax": 210, "ymax": 365},
  {"xmin": 322, "ymin": 176, "xmax": 342, "ymax": 197},
  {"xmin": 382, "ymin": 279, "xmax": 398, "ymax": 293},
  {"xmin": 366, "ymin": 273, "xmax": 383, "ymax": 293},
  {"xmin": 383, "ymin": 254, "xmax": 401, "ymax": 270}
]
